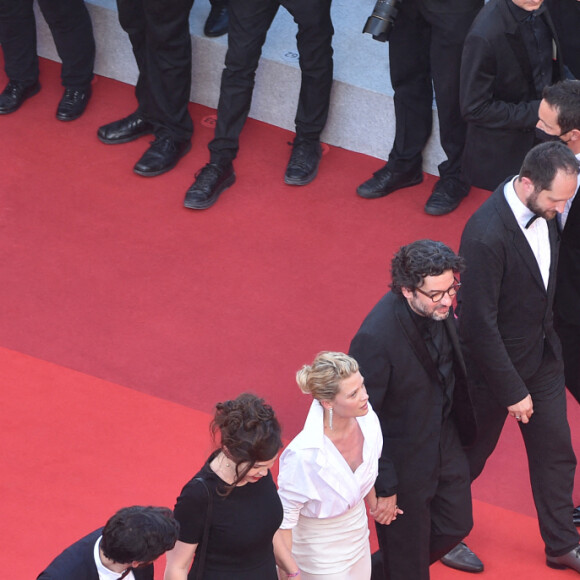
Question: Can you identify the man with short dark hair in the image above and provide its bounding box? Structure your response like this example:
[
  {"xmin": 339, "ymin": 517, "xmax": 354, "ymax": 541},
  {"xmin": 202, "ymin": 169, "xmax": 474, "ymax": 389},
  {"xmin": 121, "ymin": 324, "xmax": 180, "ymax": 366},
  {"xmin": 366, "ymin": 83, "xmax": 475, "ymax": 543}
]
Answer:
[
  {"xmin": 37, "ymin": 506, "xmax": 179, "ymax": 579},
  {"xmin": 536, "ymin": 79, "xmax": 580, "ymax": 525},
  {"xmin": 349, "ymin": 239, "xmax": 482, "ymax": 578},
  {"xmin": 458, "ymin": 141, "xmax": 580, "ymax": 573}
]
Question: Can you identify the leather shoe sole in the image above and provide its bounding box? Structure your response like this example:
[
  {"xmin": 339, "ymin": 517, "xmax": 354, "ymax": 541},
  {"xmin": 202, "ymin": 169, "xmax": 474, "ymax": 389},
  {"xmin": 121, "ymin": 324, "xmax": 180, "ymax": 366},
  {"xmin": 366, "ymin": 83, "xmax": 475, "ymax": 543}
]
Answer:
[
  {"xmin": 184, "ymin": 168, "xmax": 236, "ymax": 210},
  {"xmin": 357, "ymin": 166, "xmax": 423, "ymax": 199},
  {"xmin": 134, "ymin": 141, "xmax": 191, "ymax": 177},
  {"xmin": 440, "ymin": 542, "xmax": 484, "ymax": 573},
  {"xmin": 56, "ymin": 87, "xmax": 92, "ymax": 122},
  {"xmin": 547, "ymin": 546, "xmax": 580, "ymax": 572},
  {"xmin": 284, "ymin": 168, "xmax": 319, "ymax": 186},
  {"xmin": 0, "ymin": 81, "xmax": 41, "ymax": 115},
  {"xmin": 98, "ymin": 113, "xmax": 154, "ymax": 145},
  {"xmin": 204, "ymin": 4, "xmax": 229, "ymax": 37}
]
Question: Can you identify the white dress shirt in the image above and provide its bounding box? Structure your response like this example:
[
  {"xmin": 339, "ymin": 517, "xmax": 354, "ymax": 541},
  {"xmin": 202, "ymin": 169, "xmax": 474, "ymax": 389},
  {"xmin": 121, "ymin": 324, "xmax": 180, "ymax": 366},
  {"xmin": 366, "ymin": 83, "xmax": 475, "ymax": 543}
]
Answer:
[
  {"xmin": 278, "ymin": 400, "xmax": 382, "ymax": 529},
  {"xmin": 94, "ymin": 537, "xmax": 135, "ymax": 580},
  {"xmin": 504, "ymin": 177, "xmax": 550, "ymax": 289}
]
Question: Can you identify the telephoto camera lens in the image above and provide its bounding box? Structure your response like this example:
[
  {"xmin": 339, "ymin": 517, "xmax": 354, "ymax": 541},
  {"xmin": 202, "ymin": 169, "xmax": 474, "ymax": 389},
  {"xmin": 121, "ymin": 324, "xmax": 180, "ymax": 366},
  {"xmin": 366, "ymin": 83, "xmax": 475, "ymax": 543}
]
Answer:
[{"xmin": 363, "ymin": 0, "xmax": 400, "ymax": 42}]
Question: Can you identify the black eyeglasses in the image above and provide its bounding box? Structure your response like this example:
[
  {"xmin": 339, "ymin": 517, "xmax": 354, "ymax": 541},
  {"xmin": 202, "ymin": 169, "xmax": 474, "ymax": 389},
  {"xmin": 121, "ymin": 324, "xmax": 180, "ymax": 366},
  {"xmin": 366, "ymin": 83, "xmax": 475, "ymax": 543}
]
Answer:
[{"xmin": 414, "ymin": 278, "xmax": 461, "ymax": 303}]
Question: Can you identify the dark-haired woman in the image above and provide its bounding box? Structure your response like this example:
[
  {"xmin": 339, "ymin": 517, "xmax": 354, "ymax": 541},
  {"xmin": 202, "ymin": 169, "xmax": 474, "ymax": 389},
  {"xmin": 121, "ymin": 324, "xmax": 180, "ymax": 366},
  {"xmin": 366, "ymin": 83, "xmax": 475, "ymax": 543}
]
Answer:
[
  {"xmin": 164, "ymin": 393, "xmax": 283, "ymax": 580},
  {"xmin": 273, "ymin": 352, "xmax": 383, "ymax": 580}
]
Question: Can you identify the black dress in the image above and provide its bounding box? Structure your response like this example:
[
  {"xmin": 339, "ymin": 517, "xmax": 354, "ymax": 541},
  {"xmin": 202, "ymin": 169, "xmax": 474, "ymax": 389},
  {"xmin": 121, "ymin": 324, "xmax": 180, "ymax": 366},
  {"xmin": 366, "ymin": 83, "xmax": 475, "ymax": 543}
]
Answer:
[{"xmin": 173, "ymin": 452, "xmax": 283, "ymax": 579}]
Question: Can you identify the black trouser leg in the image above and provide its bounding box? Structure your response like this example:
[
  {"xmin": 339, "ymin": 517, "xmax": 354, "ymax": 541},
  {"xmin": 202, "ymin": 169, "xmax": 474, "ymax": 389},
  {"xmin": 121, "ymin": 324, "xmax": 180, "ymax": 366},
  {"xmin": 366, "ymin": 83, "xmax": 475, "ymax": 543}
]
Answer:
[
  {"xmin": 209, "ymin": 0, "xmax": 278, "ymax": 164},
  {"xmin": 555, "ymin": 317, "xmax": 580, "ymax": 404},
  {"xmin": 0, "ymin": 0, "xmax": 38, "ymax": 86},
  {"xmin": 520, "ymin": 382, "xmax": 579, "ymax": 556},
  {"xmin": 387, "ymin": 0, "xmax": 432, "ymax": 172},
  {"xmin": 37, "ymin": 0, "xmax": 95, "ymax": 89},
  {"xmin": 283, "ymin": 0, "xmax": 333, "ymax": 142},
  {"xmin": 118, "ymin": 0, "xmax": 194, "ymax": 141},
  {"xmin": 425, "ymin": 4, "xmax": 481, "ymax": 181}
]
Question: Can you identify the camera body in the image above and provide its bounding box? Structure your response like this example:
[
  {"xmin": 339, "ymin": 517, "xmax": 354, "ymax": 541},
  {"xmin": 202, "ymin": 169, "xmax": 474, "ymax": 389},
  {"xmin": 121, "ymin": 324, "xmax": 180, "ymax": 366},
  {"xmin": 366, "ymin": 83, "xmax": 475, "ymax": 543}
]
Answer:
[{"xmin": 363, "ymin": 0, "xmax": 401, "ymax": 42}]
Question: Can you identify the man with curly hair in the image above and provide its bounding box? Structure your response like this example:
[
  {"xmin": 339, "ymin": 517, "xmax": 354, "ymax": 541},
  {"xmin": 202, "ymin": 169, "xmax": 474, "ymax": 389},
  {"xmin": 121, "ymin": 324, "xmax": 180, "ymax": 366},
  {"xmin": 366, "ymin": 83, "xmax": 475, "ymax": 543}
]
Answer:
[
  {"xmin": 37, "ymin": 506, "xmax": 179, "ymax": 579},
  {"xmin": 349, "ymin": 239, "xmax": 482, "ymax": 578}
]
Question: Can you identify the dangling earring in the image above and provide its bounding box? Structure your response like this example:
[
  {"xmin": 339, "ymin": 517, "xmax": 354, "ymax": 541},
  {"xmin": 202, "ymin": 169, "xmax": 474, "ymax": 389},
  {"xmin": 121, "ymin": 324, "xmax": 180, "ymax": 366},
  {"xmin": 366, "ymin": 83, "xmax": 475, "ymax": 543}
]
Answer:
[{"xmin": 328, "ymin": 407, "xmax": 333, "ymax": 431}]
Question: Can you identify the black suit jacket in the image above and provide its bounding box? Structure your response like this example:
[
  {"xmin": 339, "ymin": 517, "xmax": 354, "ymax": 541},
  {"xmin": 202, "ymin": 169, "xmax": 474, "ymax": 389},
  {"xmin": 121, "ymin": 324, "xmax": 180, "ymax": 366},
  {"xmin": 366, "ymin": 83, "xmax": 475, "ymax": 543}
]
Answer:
[
  {"xmin": 349, "ymin": 292, "xmax": 475, "ymax": 497},
  {"xmin": 546, "ymin": 0, "xmax": 580, "ymax": 79},
  {"xmin": 458, "ymin": 178, "xmax": 562, "ymax": 406},
  {"xmin": 37, "ymin": 529, "xmax": 154, "ymax": 580},
  {"xmin": 460, "ymin": 0, "xmax": 564, "ymax": 190},
  {"xmin": 555, "ymin": 185, "xmax": 580, "ymax": 325}
]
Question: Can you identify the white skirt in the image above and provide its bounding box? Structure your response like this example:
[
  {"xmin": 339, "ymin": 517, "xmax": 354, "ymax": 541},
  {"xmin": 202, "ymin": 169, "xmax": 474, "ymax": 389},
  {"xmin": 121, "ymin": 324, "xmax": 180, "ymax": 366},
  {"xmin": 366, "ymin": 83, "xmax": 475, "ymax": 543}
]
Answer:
[{"xmin": 292, "ymin": 500, "xmax": 371, "ymax": 579}]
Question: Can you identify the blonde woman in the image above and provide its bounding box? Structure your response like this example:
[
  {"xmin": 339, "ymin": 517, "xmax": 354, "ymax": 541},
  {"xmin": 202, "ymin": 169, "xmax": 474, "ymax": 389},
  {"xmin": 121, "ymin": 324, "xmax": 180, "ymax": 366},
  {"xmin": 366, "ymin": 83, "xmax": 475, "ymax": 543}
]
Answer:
[{"xmin": 274, "ymin": 352, "xmax": 384, "ymax": 580}]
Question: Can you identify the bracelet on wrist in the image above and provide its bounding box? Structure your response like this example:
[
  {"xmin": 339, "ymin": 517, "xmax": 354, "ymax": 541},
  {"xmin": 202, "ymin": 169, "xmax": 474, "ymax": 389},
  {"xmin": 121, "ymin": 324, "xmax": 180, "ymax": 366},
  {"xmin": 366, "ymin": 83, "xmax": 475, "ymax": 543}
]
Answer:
[{"xmin": 287, "ymin": 571, "xmax": 300, "ymax": 578}]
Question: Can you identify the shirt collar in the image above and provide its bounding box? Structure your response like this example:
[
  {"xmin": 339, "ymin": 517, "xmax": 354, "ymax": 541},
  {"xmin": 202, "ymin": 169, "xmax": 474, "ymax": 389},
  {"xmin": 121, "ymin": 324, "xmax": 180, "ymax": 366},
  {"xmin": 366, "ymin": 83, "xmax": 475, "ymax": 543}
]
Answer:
[
  {"xmin": 94, "ymin": 537, "xmax": 133, "ymax": 580},
  {"xmin": 504, "ymin": 176, "xmax": 541, "ymax": 229},
  {"xmin": 507, "ymin": 0, "xmax": 545, "ymax": 22},
  {"xmin": 301, "ymin": 400, "xmax": 326, "ymax": 448}
]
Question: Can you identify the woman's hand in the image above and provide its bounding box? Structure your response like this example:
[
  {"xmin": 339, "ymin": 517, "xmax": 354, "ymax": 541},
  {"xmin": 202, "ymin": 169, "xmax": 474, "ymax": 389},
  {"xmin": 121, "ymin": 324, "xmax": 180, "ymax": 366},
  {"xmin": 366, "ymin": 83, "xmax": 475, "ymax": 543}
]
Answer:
[{"xmin": 369, "ymin": 494, "xmax": 403, "ymax": 525}]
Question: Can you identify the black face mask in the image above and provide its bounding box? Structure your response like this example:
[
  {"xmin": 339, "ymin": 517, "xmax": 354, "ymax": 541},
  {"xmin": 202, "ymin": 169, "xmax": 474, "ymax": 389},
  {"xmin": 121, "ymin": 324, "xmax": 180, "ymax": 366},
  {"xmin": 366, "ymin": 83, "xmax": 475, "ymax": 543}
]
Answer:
[{"xmin": 535, "ymin": 127, "xmax": 565, "ymax": 143}]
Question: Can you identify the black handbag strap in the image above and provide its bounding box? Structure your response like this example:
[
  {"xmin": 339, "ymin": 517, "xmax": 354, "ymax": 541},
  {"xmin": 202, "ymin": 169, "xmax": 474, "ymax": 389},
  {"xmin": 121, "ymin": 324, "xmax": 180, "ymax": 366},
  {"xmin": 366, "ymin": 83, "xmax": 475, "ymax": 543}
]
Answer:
[{"xmin": 194, "ymin": 476, "xmax": 213, "ymax": 580}]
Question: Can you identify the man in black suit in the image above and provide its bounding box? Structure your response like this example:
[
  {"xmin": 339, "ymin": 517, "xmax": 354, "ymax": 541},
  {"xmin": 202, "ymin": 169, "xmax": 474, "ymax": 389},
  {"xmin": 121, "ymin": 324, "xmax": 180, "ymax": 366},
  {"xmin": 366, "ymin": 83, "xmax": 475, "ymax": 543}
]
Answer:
[
  {"xmin": 37, "ymin": 506, "xmax": 179, "ymax": 580},
  {"xmin": 0, "ymin": 0, "xmax": 95, "ymax": 120},
  {"xmin": 458, "ymin": 141, "xmax": 580, "ymax": 573},
  {"xmin": 349, "ymin": 240, "xmax": 482, "ymax": 579},
  {"xmin": 460, "ymin": 0, "xmax": 565, "ymax": 192},
  {"xmin": 546, "ymin": 0, "xmax": 580, "ymax": 79},
  {"xmin": 97, "ymin": 0, "xmax": 195, "ymax": 178},
  {"xmin": 536, "ymin": 80, "xmax": 580, "ymax": 404},
  {"xmin": 536, "ymin": 80, "xmax": 580, "ymax": 525},
  {"xmin": 356, "ymin": 0, "xmax": 483, "ymax": 216}
]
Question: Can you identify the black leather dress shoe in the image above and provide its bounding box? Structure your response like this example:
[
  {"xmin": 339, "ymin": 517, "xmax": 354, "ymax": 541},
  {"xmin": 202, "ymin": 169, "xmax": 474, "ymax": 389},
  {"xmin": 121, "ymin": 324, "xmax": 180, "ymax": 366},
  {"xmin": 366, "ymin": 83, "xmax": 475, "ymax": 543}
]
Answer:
[
  {"xmin": 204, "ymin": 2, "xmax": 229, "ymax": 37},
  {"xmin": 56, "ymin": 86, "xmax": 92, "ymax": 121},
  {"xmin": 284, "ymin": 139, "xmax": 322, "ymax": 185},
  {"xmin": 98, "ymin": 112, "xmax": 154, "ymax": 145},
  {"xmin": 133, "ymin": 137, "xmax": 191, "ymax": 177},
  {"xmin": 184, "ymin": 163, "xmax": 236, "ymax": 209},
  {"xmin": 440, "ymin": 542, "xmax": 484, "ymax": 573},
  {"xmin": 0, "ymin": 80, "xmax": 40, "ymax": 114},
  {"xmin": 357, "ymin": 164, "xmax": 423, "ymax": 199},
  {"xmin": 547, "ymin": 545, "xmax": 580, "ymax": 572},
  {"xmin": 573, "ymin": 506, "xmax": 580, "ymax": 526},
  {"xmin": 424, "ymin": 177, "xmax": 470, "ymax": 216}
]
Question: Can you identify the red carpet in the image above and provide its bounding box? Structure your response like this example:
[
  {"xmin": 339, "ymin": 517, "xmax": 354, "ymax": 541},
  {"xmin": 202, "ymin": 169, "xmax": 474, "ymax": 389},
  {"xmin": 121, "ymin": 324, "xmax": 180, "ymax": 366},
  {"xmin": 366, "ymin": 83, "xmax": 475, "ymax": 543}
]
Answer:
[{"xmin": 2, "ymin": 57, "xmax": 580, "ymax": 578}]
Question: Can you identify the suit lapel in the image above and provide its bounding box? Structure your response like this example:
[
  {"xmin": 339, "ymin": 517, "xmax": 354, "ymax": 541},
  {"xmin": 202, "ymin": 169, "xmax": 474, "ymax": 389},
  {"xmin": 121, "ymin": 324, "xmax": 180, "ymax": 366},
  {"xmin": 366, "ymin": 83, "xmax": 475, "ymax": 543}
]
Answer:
[
  {"xmin": 444, "ymin": 314, "xmax": 466, "ymax": 380},
  {"xmin": 499, "ymin": 0, "xmax": 536, "ymax": 96},
  {"xmin": 394, "ymin": 296, "xmax": 441, "ymax": 384},
  {"xmin": 547, "ymin": 218, "xmax": 559, "ymax": 301},
  {"xmin": 542, "ymin": 8, "xmax": 565, "ymax": 81},
  {"xmin": 493, "ymin": 187, "xmax": 548, "ymax": 295}
]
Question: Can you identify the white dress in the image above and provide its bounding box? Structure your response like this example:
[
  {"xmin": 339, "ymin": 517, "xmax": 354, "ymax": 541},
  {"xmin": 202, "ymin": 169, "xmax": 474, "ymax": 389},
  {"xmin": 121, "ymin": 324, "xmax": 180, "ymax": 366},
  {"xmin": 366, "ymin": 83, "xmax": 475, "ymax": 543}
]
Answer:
[{"xmin": 278, "ymin": 401, "xmax": 382, "ymax": 579}]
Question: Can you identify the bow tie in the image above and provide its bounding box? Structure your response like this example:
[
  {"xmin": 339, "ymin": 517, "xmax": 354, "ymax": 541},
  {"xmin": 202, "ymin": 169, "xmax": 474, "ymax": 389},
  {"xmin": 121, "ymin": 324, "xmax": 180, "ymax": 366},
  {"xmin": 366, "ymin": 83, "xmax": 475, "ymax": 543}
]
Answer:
[{"xmin": 525, "ymin": 214, "xmax": 539, "ymax": 229}]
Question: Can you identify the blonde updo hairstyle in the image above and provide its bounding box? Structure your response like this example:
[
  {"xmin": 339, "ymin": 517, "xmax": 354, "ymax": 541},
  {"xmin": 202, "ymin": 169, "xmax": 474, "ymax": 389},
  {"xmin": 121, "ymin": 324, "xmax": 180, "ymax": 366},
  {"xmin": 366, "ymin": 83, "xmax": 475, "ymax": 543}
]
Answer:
[{"xmin": 296, "ymin": 351, "xmax": 359, "ymax": 403}]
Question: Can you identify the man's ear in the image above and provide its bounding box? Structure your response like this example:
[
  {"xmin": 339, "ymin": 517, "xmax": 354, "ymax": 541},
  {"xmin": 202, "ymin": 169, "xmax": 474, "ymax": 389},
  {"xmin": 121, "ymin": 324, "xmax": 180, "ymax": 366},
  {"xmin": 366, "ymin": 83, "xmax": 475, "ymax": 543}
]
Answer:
[{"xmin": 567, "ymin": 128, "xmax": 580, "ymax": 143}]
